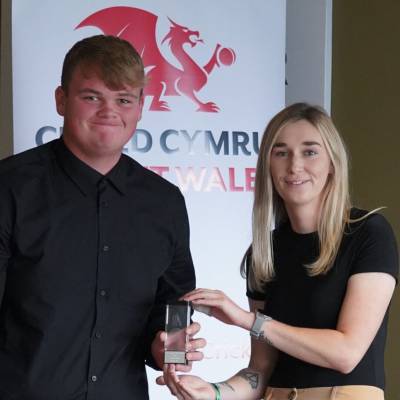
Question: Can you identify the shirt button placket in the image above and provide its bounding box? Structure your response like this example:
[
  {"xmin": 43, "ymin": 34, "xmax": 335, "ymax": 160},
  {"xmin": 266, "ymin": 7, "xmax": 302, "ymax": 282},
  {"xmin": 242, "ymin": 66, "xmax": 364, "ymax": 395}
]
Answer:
[{"xmin": 87, "ymin": 180, "xmax": 109, "ymax": 397}]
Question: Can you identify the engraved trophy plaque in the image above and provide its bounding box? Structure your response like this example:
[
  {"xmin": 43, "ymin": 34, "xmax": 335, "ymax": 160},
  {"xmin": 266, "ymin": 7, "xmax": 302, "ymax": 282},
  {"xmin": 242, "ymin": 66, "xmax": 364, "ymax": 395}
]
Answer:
[{"xmin": 164, "ymin": 301, "xmax": 191, "ymax": 364}]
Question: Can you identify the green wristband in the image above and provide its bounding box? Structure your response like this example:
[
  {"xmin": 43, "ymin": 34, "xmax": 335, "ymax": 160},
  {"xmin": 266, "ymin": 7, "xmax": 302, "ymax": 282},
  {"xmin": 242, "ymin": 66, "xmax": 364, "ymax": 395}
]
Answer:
[{"xmin": 211, "ymin": 383, "xmax": 222, "ymax": 400}]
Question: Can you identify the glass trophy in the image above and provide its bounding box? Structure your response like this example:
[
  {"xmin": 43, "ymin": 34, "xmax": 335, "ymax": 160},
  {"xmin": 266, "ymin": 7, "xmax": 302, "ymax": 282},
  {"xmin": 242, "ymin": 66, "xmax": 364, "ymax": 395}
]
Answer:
[{"xmin": 164, "ymin": 301, "xmax": 191, "ymax": 364}]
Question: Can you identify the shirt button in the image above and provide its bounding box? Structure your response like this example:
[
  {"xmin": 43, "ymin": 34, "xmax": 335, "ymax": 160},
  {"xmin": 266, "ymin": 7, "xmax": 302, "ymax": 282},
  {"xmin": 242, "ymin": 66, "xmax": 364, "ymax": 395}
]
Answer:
[
  {"xmin": 100, "ymin": 289, "xmax": 107, "ymax": 297},
  {"xmin": 95, "ymin": 331, "xmax": 102, "ymax": 339},
  {"xmin": 91, "ymin": 375, "xmax": 97, "ymax": 382},
  {"xmin": 102, "ymin": 245, "xmax": 110, "ymax": 252},
  {"xmin": 101, "ymin": 201, "xmax": 109, "ymax": 208}
]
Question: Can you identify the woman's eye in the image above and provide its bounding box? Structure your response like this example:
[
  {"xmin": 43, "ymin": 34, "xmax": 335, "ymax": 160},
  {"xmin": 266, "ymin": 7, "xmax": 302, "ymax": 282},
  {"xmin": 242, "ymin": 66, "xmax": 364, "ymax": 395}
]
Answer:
[
  {"xmin": 274, "ymin": 151, "xmax": 287, "ymax": 157},
  {"xmin": 304, "ymin": 149, "xmax": 317, "ymax": 156}
]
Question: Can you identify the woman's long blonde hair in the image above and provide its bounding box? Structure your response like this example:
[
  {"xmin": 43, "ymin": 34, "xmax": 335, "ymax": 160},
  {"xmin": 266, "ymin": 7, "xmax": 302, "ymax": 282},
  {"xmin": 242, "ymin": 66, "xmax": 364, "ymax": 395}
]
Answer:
[{"xmin": 243, "ymin": 103, "xmax": 352, "ymax": 292}]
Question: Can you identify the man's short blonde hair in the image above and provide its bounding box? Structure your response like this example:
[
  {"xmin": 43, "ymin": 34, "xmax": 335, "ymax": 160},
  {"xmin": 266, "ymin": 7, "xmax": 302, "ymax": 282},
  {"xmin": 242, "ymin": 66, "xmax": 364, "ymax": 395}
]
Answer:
[{"xmin": 61, "ymin": 35, "xmax": 146, "ymax": 93}]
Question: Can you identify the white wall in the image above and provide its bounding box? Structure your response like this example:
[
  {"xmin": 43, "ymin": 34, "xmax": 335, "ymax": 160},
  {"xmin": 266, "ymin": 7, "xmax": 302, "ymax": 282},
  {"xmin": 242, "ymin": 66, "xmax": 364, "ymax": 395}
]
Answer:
[{"xmin": 286, "ymin": 0, "xmax": 332, "ymax": 112}]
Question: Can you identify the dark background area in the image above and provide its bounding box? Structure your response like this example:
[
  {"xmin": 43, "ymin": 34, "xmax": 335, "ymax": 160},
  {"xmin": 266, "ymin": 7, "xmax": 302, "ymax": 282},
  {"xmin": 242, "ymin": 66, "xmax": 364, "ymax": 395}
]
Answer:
[{"xmin": 332, "ymin": 2, "xmax": 400, "ymax": 398}]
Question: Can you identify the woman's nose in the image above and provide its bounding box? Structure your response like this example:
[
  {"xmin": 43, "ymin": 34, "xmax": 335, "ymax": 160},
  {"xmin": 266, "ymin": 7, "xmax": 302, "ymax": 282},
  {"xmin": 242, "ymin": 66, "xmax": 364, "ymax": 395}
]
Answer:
[{"xmin": 288, "ymin": 154, "xmax": 303, "ymax": 173}]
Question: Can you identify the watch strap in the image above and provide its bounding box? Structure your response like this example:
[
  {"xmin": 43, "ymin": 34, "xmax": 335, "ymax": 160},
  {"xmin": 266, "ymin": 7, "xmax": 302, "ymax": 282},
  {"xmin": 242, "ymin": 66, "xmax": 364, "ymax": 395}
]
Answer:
[{"xmin": 250, "ymin": 310, "xmax": 272, "ymax": 339}]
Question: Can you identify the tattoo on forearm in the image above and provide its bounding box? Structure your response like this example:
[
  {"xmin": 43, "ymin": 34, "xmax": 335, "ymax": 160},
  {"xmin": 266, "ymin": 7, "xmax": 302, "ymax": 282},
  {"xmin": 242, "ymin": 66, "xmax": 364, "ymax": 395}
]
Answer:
[
  {"xmin": 216, "ymin": 382, "xmax": 235, "ymax": 392},
  {"xmin": 260, "ymin": 330, "xmax": 274, "ymax": 346},
  {"xmin": 237, "ymin": 369, "xmax": 259, "ymax": 390}
]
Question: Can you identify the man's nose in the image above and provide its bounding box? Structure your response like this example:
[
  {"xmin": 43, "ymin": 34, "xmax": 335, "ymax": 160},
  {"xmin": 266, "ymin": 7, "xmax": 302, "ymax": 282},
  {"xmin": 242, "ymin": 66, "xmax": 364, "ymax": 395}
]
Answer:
[{"xmin": 97, "ymin": 100, "xmax": 117, "ymax": 117}]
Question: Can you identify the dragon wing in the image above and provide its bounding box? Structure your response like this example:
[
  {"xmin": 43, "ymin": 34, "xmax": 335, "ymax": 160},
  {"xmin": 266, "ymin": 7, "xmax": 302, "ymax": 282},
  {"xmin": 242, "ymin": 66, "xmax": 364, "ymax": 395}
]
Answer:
[{"xmin": 75, "ymin": 6, "xmax": 165, "ymax": 67}]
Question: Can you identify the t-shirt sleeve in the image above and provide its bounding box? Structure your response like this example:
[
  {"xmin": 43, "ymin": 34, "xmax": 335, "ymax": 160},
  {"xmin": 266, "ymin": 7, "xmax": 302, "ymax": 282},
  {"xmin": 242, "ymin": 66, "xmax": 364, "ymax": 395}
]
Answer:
[
  {"xmin": 245, "ymin": 250, "xmax": 266, "ymax": 301},
  {"xmin": 350, "ymin": 213, "xmax": 399, "ymax": 283}
]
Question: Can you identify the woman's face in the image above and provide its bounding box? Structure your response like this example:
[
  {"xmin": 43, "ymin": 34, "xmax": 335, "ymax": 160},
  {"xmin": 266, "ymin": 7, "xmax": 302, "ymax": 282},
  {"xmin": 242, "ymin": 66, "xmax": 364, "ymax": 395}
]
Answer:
[{"xmin": 270, "ymin": 120, "xmax": 332, "ymax": 215}]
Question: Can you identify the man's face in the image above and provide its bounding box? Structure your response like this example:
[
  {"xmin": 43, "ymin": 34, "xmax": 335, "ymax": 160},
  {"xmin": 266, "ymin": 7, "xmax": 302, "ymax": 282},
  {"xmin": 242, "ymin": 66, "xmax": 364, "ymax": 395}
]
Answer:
[{"xmin": 55, "ymin": 66, "xmax": 143, "ymax": 164}]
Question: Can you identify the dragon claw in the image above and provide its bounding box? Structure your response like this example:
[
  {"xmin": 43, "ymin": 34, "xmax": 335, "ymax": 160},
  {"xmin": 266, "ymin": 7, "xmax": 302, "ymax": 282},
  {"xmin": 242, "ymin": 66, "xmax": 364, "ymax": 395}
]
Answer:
[
  {"xmin": 196, "ymin": 102, "xmax": 220, "ymax": 113},
  {"xmin": 149, "ymin": 100, "xmax": 171, "ymax": 111}
]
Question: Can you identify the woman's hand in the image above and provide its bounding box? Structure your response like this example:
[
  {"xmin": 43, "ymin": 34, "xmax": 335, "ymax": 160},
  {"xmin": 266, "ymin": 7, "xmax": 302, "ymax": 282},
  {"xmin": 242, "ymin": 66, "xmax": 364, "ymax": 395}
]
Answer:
[
  {"xmin": 182, "ymin": 288, "xmax": 255, "ymax": 330},
  {"xmin": 157, "ymin": 364, "xmax": 216, "ymax": 400}
]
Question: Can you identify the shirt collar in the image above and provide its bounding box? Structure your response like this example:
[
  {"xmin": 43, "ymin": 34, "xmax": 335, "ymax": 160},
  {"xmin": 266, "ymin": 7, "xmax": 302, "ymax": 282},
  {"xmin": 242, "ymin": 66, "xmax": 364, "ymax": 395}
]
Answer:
[
  {"xmin": 104, "ymin": 157, "xmax": 127, "ymax": 195},
  {"xmin": 53, "ymin": 138, "xmax": 128, "ymax": 196}
]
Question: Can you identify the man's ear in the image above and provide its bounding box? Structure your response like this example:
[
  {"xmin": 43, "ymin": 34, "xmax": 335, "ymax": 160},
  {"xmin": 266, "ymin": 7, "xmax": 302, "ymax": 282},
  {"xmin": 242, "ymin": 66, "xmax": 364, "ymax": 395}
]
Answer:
[
  {"xmin": 138, "ymin": 95, "xmax": 144, "ymax": 121},
  {"xmin": 55, "ymin": 86, "xmax": 66, "ymax": 116}
]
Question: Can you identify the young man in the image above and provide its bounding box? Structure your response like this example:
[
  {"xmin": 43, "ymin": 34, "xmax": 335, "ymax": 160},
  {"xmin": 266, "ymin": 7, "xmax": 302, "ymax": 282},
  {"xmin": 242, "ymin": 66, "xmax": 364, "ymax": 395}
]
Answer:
[{"xmin": 0, "ymin": 35, "xmax": 202, "ymax": 399}]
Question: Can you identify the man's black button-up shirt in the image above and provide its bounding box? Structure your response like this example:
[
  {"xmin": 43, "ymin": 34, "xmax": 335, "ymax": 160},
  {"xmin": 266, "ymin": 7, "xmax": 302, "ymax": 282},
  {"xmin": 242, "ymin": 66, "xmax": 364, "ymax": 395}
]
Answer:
[{"xmin": 0, "ymin": 139, "xmax": 195, "ymax": 399}]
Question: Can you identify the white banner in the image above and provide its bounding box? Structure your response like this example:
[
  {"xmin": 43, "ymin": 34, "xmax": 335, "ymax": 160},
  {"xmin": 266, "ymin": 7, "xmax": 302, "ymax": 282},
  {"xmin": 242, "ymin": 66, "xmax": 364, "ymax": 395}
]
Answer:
[{"xmin": 12, "ymin": 1, "xmax": 285, "ymax": 398}]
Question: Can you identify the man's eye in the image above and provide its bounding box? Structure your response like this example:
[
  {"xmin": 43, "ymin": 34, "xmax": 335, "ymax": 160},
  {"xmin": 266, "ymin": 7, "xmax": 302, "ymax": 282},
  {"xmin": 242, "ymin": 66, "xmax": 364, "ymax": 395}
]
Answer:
[
  {"xmin": 118, "ymin": 98, "xmax": 132, "ymax": 105},
  {"xmin": 84, "ymin": 96, "xmax": 99, "ymax": 101}
]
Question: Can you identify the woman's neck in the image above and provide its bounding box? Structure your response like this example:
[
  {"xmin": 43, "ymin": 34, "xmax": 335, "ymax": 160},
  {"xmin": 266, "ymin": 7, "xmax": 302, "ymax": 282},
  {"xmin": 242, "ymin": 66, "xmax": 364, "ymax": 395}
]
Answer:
[{"xmin": 285, "ymin": 204, "xmax": 320, "ymax": 234}]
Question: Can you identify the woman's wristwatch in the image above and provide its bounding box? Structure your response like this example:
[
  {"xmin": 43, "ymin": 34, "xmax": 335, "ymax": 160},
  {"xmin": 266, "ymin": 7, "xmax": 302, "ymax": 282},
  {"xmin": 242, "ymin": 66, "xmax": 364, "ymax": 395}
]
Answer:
[{"xmin": 250, "ymin": 311, "xmax": 272, "ymax": 340}]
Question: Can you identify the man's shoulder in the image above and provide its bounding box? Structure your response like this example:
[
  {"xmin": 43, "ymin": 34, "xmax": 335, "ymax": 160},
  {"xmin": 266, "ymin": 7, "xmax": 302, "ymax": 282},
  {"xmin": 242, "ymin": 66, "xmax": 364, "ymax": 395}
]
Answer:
[
  {"xmin": 0, "ymin": 141, "xmax": 56, "ymax": 181},
  {"xmin": 122, "ymin": 154, "xmax": 182, "ymax": 198}
]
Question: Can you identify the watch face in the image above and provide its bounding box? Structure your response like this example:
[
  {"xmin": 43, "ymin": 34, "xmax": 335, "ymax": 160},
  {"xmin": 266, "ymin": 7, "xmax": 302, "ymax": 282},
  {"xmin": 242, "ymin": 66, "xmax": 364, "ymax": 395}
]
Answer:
[{"xmin": 251, "ymin": 312, "xmax": 272, "ymax": 339}]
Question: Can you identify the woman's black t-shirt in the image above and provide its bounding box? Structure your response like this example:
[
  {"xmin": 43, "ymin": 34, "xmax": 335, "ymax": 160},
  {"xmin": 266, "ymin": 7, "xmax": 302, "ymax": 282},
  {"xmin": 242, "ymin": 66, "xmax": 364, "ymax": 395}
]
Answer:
[{"xmin": 247, "ymin": 209, "xmax": 398, "ymax": 389}]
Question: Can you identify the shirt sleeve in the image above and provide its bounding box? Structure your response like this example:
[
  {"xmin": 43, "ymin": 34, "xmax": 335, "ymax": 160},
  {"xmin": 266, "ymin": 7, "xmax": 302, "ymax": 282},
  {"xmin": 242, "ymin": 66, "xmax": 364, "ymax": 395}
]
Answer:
[
  {"xmin": 144, "ymin": 188, "xmax": 196, "ymax": 369},
  {"xmin": 0, "ymin": 178, "xmax": 13, "ymax": 304},
  {"xmin": 350, "ymin": 213, "xmax": 399, "ymax": 283}
]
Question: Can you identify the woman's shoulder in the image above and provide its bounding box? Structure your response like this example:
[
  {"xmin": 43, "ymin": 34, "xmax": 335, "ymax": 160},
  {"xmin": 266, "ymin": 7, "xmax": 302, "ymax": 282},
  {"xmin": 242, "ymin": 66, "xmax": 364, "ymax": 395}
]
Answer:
[
  {"xmin": 346, "ymin": 207, "xmax": 398, "ymax": 279},
  {"xmin": 348, "ymin": 207, "xmax": 394, "ymax": 237}
]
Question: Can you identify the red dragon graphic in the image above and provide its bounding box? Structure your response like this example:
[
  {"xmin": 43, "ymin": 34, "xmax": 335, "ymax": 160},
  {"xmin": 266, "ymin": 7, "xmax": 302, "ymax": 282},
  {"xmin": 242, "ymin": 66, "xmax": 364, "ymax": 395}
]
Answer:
[{"xmin": 76, "ymin": 6, "xmax": 236, "ymax": 112}]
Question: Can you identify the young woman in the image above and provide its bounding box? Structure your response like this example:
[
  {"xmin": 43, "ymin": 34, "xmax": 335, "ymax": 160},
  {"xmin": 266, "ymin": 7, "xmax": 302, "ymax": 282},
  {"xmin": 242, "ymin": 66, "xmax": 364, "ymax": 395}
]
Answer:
[{"xmin": 157, "ymin": 103, "xmax": 398, "ymax": 400}]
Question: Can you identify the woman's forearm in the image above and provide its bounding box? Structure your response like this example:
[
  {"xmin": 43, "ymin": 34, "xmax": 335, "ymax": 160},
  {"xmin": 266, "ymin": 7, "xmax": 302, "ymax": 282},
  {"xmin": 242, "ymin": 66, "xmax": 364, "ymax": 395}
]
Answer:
[
  {"xmin": 212, "ymin": 367, "xmax": 268, "ymax": 400},
  {"xmin": 262, "ymin": 321, "xmax": 355, "ymax": 372},
  {"xmin": 255, "ymin": 273, "xmax": 395, "ymax": 373}
]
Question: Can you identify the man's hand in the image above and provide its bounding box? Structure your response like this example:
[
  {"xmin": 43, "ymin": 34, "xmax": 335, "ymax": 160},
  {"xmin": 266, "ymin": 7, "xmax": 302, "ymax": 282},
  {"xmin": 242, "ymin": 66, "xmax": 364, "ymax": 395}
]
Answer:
[
  {"xmin": 151, "ymin": 322, "xmax": 206, "ymax": 371},
  {"xmin": 157, "ymin": 364, "xmax": 216, "ymax": 399}
]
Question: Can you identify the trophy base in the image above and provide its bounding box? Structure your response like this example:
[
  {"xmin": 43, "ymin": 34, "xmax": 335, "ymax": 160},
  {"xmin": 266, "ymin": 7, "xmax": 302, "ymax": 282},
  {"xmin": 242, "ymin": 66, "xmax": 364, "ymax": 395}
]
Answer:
[{"xmin": 164, "ymin": 350, "xmax": 187, "ymax": 364}]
